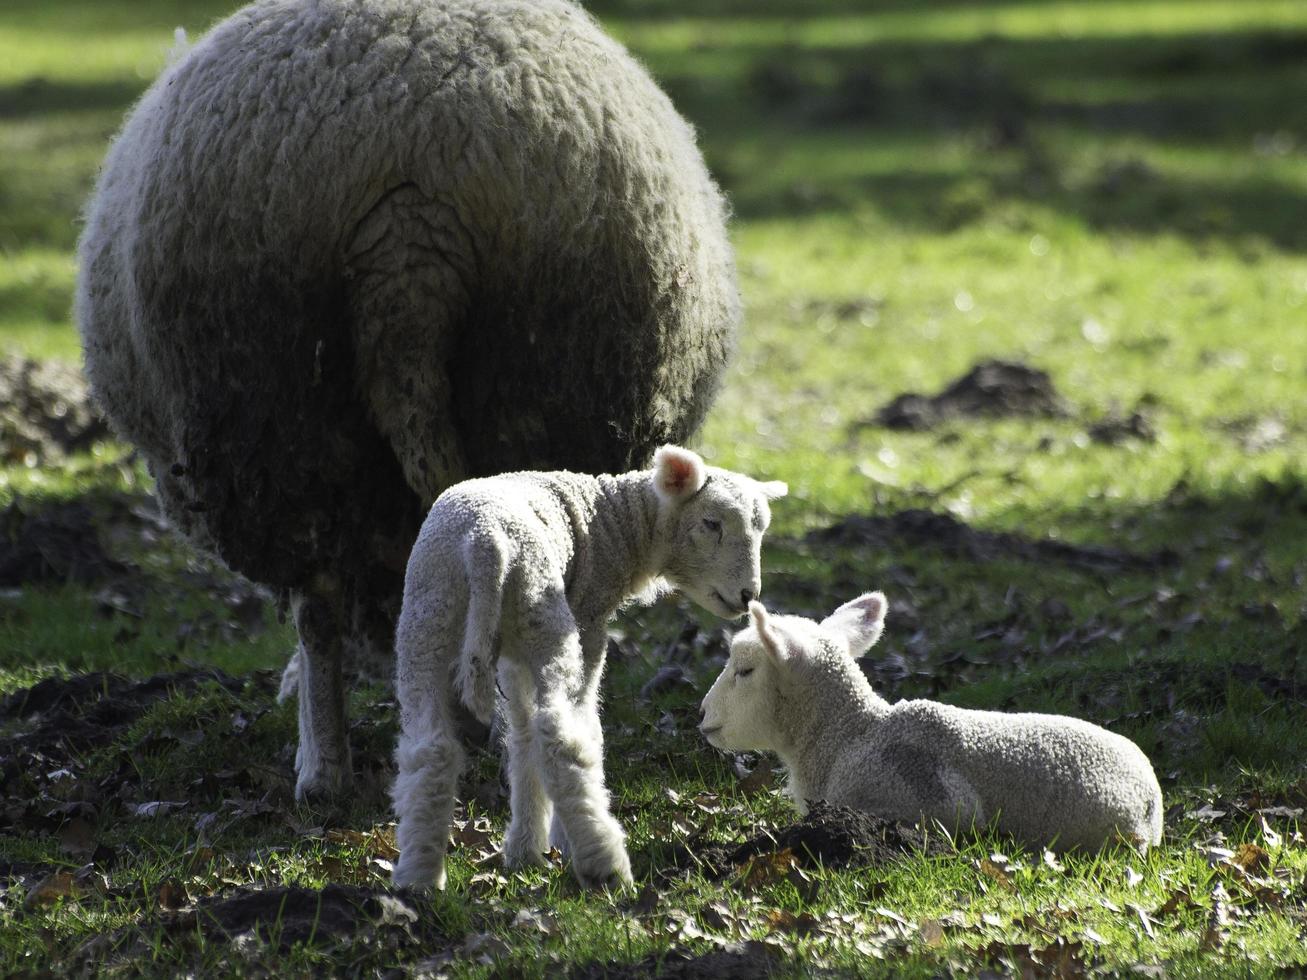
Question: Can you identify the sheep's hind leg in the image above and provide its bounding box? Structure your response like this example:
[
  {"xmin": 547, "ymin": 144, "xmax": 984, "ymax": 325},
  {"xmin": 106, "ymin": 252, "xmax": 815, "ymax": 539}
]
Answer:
[
  {"xmin": 500, "ymin": 660, "xmax": 552, "ymax": 869},
  {"xmin": 529, "ymin": 621, "xmax": 632, "ymax": 888},
  {"xmin": 290, "ymin": 589, "xmax": 351, "ymax": 801}
]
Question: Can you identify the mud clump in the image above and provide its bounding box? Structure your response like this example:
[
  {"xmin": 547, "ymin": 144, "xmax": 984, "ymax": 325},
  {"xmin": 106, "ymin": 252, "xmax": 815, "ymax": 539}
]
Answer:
[
  {"xmin": 0, "ymin": 357, "xmax": 110, "ymax": 466},
  {"xmin": 171, "ymin": 884, "xmax": 427, "ymax": 952},
  {"xmin": 874, "ymin": 360, "xmax": 1068, "ymax": 431},
  {"xmin": 0, "ymin": 498, "xmax": 128, "ymax": 587},
  {"xmin": 1088, "ymin": 410, "xmax": 1156, "ymax": 445},
  {"xmin": 574, "ymin": 940, "xmax": 782, "ymax": 980},
  {"xmin": 676, "ymin": 801, "xmax": 947, "ymax": 879},
  {"xmin": 810, "ymin": 508, "xmax": 1176, "ymax": 573},
  {"xmin": 725, "ymin": 801, "xmax": 946, "ymax": 872}
]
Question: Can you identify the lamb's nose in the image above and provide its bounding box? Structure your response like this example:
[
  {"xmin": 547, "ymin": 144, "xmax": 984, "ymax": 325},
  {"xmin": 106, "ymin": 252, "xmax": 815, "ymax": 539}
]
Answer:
[
  {"xmin": 698, "ymin": 705, "xmax": 706, "ymax": 722},
  {"xmin": 740, "ymin": 588, "xmax": 756, "ymax": 606}
]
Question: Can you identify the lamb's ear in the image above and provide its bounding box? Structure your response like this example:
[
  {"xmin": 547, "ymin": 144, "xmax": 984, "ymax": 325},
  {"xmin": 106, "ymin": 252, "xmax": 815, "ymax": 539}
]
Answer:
[
  {"xmin": 820, "ymin": 592, "xmax": 887, "ymax": 657},
  {"xmin": 757, "ymin": 480, "xmax": 788, "ymax": 500},
  {"xmin": 750, "ymin": 601, "xmax": 793, "ymax": 663},
  {"xmin": 652, "ymin": 445, "xmax": 707, "ymax": 502}
]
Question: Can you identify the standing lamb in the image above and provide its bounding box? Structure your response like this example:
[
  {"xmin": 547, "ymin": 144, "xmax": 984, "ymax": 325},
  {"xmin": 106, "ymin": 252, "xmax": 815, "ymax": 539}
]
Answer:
[
  {"xmin": 75, "ymin": 0, "xmax": 740, "ymax": 801},
  {"xmin": 392, "ymin": 445, "xmax": 785, "ymax": 890},
  {"xmin": 699, "ymin": 593, "xmax": 1163, "ymax": 852}
]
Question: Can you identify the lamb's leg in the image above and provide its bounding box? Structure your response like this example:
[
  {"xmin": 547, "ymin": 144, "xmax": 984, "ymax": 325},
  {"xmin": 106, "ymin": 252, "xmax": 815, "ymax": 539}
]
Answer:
[
  {"xmin": 291, "ymin": 589, "xmax": 351, "ymax": 801},
  {"xmin": 549, "ymin": 627, "xmax": 608, "ymax": 857},
  {"xmin": 500, "ymin": 660, "xmax": 552, "ymax": 869},
  {"xmin": 529, "ymin": 624, "xmax": 632, "ymax": 888},
  {"xmin": 391, "ymin": 595, "xmax": 465, "ymax": 890},
  {"xmin": 391, "ymin": 698, "xmax": 465, "ymax": 890}
]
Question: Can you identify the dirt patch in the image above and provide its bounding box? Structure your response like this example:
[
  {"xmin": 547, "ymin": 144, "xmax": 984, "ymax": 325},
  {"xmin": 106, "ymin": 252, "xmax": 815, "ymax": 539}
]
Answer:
[
  {"xmin": 574, "ymin": 940, "xmax": 783, "ymax": 980},
  {"xmin": 1088, "ymin": 410, "xmax": 1156, "ymax": 445},
  {"xmin": 872, "ymin": 360, "xmax": 1068, "ymax": 431},
  {"xmin": 0, "ymin": 497, "xmax": 129, "ymax": 587},
  {"xmin": 809, "ymin": 508, "xmax": 1176, "ymax": 573},
  {"xmin": 674, "ymin": 801, "xmax": 947, "ymax": 879},
  {"xmin": 0, "ymin": 357, "xmax": 110, "ymax": 466},
  {"xmin": 2, "ymin": 669, "xmax": 250, "ymax": 752},
  {"xmin": 170, "ymin": 883, "xmax": 427, "ymax": 952}
]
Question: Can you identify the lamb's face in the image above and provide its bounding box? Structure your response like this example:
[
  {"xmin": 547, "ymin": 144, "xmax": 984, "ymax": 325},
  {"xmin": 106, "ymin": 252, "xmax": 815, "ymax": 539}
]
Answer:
[
  {"xmin": 698, "ymin": 625, "xmax": 784, "ymax": 752},
  {"xmin": 699, "ymin": 594, "xmax": 889, "ymax": 752},
  {"xmin": 651, "ymin": 446, "xmax": 786, "ymax": 620}
]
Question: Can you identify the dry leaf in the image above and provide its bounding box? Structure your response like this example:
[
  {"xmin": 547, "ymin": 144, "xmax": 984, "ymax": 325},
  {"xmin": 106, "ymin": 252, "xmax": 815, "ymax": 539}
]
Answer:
[
  {"xmin": 978, "ymin": 858, "xmax": 1015, "ymax": 892},
  {"xmin": 738, "ymin": 849, "xmax": 800, "ymax": 892},
  {"xmin": 25, "ymin": 871, "xmax": 78, "ymax": 908},
  {"xmin": 738, "ymin": 764, "xmax": 776, "ymax": 797},
  {"xmin": 157, "ymin": 878, "xmax": 189, "ymax": 911},
  {"xmin": 766, "ymin": 908, "xmax": 821, "ymax": 936},
  {"xmin": 918, "ymin": 917, "xmax": 946, "ymax": 947},
  {"xmin": 1230, "ymin": 842, "xmax": 1270, "ymax": 875}
]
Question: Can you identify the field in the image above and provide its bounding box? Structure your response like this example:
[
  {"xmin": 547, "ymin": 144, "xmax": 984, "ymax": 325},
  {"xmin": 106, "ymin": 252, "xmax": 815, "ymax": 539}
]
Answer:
[{"xmin": 3, "ymin": 0, "xmax": 1307, "ymax": 975}]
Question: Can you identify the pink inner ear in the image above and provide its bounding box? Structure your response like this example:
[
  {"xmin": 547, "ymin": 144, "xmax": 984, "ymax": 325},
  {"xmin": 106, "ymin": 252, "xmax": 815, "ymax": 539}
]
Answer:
[{"xmin": 661, "ymin": 455, "xmax": 695, "ymax": 493}]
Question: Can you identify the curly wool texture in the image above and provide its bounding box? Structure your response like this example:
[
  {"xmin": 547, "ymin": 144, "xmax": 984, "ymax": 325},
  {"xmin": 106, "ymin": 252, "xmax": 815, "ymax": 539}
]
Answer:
[
  {"xmin": 391, "ymin": 447, "xmax": 785, "ymax": 889},
  {"xmin": 701, "ymin": 597, "xmax": 1163, "ymax": 852},
  {"xmin": 76, "ymin": 0, "xmax": 739, "ymax": 603}
]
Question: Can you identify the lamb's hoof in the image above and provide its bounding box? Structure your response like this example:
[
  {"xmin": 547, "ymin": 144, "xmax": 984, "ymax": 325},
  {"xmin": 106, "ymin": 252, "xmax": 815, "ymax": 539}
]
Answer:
[
  {"xmin": 393, "ymin": 861, "xmax": 445, "ymax": 892},
  {"xmin": 571, "ymin": 849, "xmax": 633, "ymax": 891},
  {"xmin": 502, "ymin": 834, "xmax": 551, "ymax": 870}
]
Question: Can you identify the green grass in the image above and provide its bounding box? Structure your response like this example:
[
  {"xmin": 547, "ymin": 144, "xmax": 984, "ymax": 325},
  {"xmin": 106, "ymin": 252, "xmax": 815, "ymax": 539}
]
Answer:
[{"xmin": 3, "ymin": 0, "xmax": 1307, "ymax": 974}]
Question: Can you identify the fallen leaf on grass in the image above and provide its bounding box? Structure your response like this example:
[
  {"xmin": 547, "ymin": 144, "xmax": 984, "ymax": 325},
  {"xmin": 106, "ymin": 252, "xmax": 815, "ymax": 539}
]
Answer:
[
  {"xmin": 24, "ymin": 870, "xmax": 78, "ymax": 908},
  {"xmin": 766, "ymin": 908, "xmax": 822, "ymax": 937},
  {"xmin": 130, "ymin": 801, "xmax": 188, "ymax": 818},
  {"xmin": 510, "ymin": 908, "xmax": 557, "ymax": 935},
  {"xmin": 157, "ymin": 878, "xmax": 189, "ymax": 911},
  {"xmin": 737, "ymin": 763, "xmax": 776, "ymax": 797},
  {"xmin": 977, "ymin": 857, "xmax": 1015, "ymax": 892},
  {"xmin": 738, "ymin": 849, "xmax": 800, "ymax": 892},
  {"xmin": 1229, "ymin": 842, "xmax": 1270, "ymax": 875},
  {"xmin": 1154, "ymin": 886, "xmax": 1197, "ymax": 918},
  {"xmin": 917, "ymin": 917, "xmax": 946, "ymax": 947}
]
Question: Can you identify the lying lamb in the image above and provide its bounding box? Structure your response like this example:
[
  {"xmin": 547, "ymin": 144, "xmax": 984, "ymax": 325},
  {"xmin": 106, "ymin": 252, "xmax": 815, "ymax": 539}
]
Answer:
[
  {"xmin": 393, "ymin": 446, "xmax": 786, "ymax": 890},
  {"xmin": 699, "ymin": 593, "xmax": 1163, "ymax": 852}
]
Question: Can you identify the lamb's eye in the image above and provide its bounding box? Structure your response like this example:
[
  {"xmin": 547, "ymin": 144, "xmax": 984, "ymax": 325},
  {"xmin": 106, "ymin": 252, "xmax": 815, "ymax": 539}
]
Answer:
[
  {"xmin": 703, "ymin": 518, "xmax": 722, "ymax": 533},
  {"xmin": 736, "ymin": 666, "xmax": 754, "ymax": 679}
]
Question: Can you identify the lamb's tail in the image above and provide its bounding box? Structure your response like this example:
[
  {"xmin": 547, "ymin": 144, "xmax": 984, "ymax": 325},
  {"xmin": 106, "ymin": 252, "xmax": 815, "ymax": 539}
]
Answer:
[{"xmin": 454, "ymin": 532, "xmax": 509, "ymax": 725}]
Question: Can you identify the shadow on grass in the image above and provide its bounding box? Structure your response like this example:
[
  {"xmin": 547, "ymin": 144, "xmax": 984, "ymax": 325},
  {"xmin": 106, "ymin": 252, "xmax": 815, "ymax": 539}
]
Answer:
[{"xmin": 0, "ymin": 78, "xmax": 147, "ymax": 119}]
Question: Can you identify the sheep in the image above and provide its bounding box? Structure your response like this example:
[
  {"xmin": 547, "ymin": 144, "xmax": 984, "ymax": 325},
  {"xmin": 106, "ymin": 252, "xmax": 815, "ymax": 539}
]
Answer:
[
  {"xmin": 699, "ymin": 593, "xmax": 1164, "ymax": 853},
  {"xmin": 391, "ymin": 445, "xmax": 786, "ymax": 890},
  {"xmin": 74, "ymin": 0, "xmax": 741, "ymax": 801}
]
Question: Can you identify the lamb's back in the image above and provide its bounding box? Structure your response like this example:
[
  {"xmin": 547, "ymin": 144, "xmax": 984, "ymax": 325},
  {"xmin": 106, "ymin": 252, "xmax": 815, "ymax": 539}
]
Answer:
[{"xmin": 881, "ymin": 700, "xmax": 1161, "ymax": 849}]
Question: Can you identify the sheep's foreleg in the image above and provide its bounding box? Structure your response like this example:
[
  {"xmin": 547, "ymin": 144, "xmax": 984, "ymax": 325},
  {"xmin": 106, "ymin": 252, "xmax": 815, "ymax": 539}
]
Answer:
[
  {"xmin": 501, "ymin": 661, "xmax": 552, "ymax": 868},
  {"xmin": 291, "ymin": 590, "xmax": 351, "ymax": 801}
]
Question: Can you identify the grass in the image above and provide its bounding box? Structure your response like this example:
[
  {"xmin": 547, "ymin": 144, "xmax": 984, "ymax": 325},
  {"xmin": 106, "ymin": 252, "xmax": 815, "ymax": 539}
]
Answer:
[{"xmin": 3, "ymin": 0, "xmax": 1307, "ymax": 975}]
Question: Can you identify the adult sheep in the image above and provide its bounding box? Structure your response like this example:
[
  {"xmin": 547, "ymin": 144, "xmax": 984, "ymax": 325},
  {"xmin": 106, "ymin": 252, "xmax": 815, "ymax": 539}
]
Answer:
[{"xmin": 75, "ymin": 0, "xmax": 739, "ymax": 801}]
